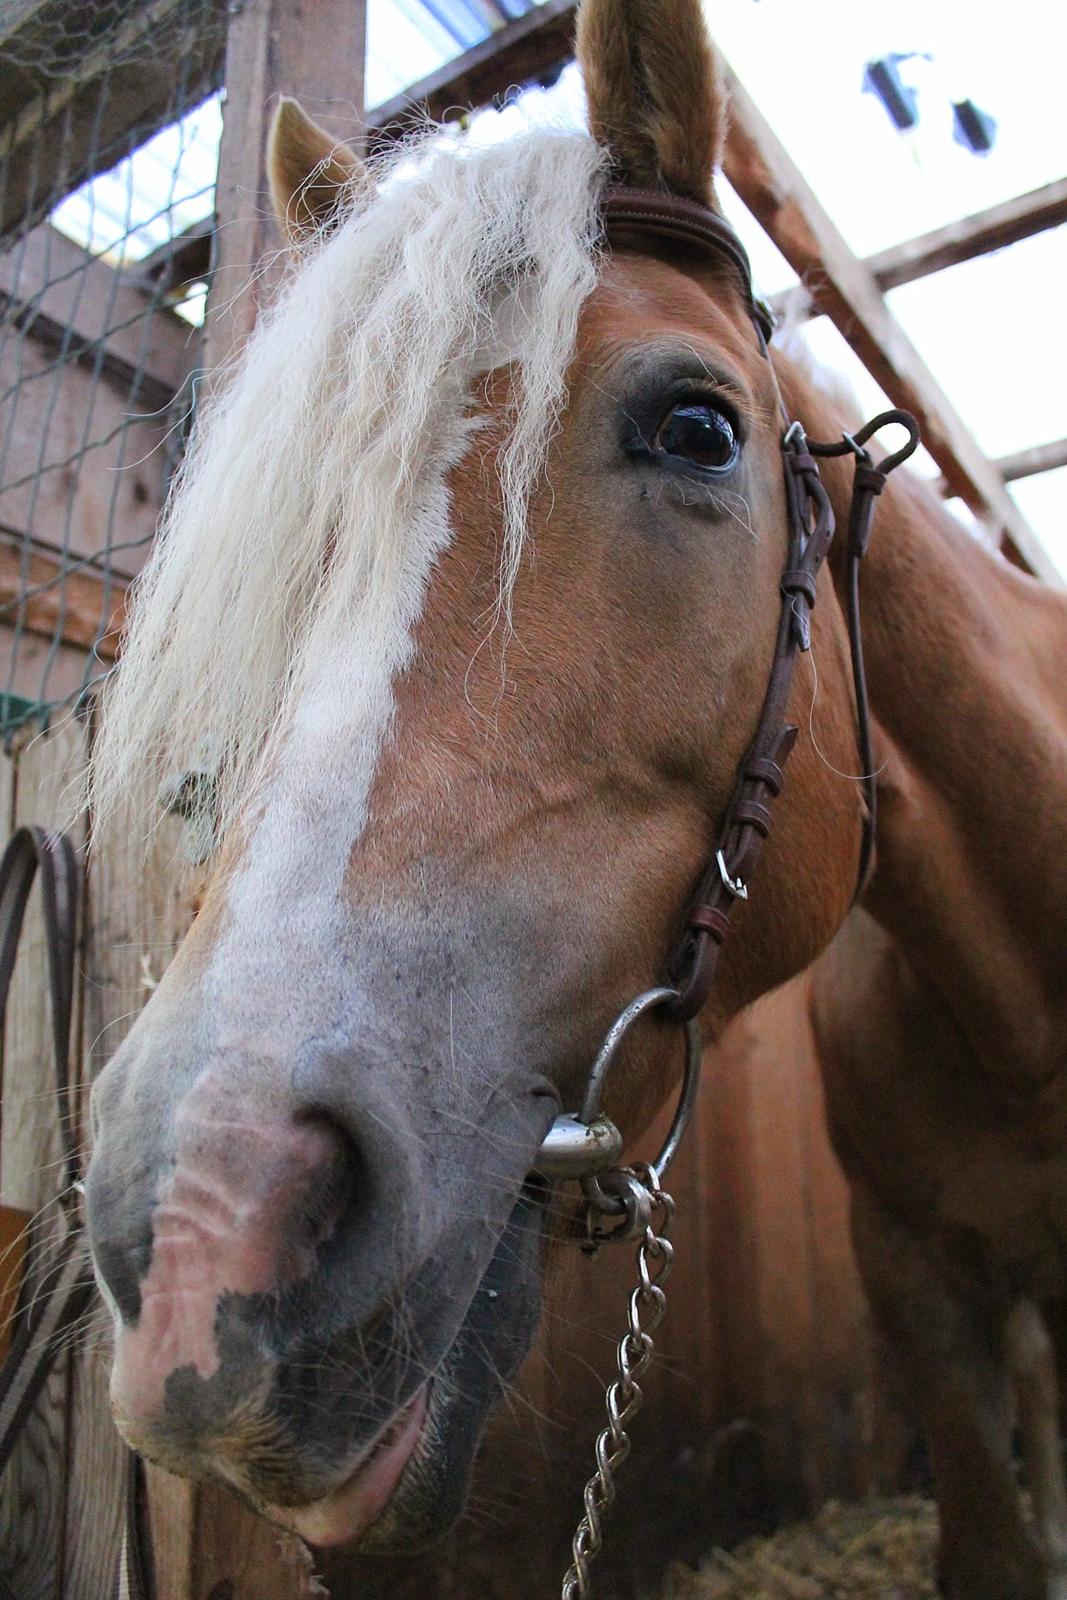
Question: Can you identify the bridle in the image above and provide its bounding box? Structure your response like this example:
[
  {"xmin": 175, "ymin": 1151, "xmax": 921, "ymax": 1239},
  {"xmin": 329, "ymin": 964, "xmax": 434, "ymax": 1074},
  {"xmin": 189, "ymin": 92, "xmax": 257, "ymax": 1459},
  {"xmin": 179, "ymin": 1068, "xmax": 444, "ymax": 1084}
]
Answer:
[
  {"xmin": 535, "ymin": 184, "xmax": 920, "ymax": 1226},
  {"xmin": 534, "ymin": 184, "xmax": 919, "ymax": 1599}
]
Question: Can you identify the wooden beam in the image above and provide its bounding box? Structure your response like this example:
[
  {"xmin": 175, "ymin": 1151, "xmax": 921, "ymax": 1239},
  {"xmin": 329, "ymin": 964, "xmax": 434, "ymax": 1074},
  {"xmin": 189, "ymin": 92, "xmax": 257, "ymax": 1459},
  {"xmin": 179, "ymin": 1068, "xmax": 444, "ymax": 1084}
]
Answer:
[
  {"xmin": 0, "ymin": 294, "xmax": 175, "ymax": 420},
  {"xmin": 202, "ymin": 0, "xmax": 367, "ymax": 369},
  {"xmin": 126, "ymin": 215, "xmax": 215, "ymax": 301},
  {"xmin": 992, "ymin": 435, "xmax": 1067, "ymax": 485},
  {"xmin": 366, "ymin": 0, "xmax": 577, "ymax": 147},
  {"xmin": 0, "ymin": 222, "xmax": 200, "ymax": 407},
  {"xmin": 866, "ymin": 177, "xmax": 1067, "ymax": 293},
  {"xmin": 0, "ymin": 0, "xmax": 227, "ymax": 250},
  {"xmin": 718, "ymin": 68, "xmax": 1059, "ymax": 585},
  {"xmin": 0, "ymin": 530, "xmax": 125, "ymax": 659},
  {"xmin": 772, "ymin": 176, "xmax": 1067, "ymax": 317},
  {"xmin": 936, "ymin": 435, "xmax": 1067, "ymax": 497},
  {"xmin": 0, "ymin": 325, "xmax": 173, "ymax": 574}
]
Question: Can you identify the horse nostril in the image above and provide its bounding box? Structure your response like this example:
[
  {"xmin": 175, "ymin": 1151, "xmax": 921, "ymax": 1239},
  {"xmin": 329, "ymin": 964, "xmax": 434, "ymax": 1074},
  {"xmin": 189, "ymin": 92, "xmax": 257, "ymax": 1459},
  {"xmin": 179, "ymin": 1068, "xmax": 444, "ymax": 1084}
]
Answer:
[
  {"xmin": 87, "ymin": 1108, "xmax": 360, "ymax": 1337},
  {"xmin": 287, "ymin": 1065, "xmax": 428, "ymax": 1284},
  {"xmin": 291, "ymin": 1112, "xmax": 363, "ymax": 1257},
  {"xmin": 89, "ymin": 1220, "xmax": 151, "ymax": 1324}
]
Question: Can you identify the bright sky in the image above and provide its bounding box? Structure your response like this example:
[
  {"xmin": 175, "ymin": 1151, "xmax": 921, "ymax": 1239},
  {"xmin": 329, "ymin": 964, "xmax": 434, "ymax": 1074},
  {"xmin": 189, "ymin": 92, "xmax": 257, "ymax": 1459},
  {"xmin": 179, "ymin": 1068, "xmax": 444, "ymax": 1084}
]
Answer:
[
  {"xmin": 709, "ymin": 0, "xmax": 1067, "ymax": 578},
  {"xmin": 49, "ymin": 0, "xmax": 1066, "ymax": 574}
]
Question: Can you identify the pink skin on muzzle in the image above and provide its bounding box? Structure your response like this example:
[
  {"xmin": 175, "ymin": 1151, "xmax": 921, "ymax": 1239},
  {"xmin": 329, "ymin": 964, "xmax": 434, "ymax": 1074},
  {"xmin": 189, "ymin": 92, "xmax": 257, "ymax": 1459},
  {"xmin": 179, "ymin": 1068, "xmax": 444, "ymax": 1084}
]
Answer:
[{"xmin": 109, "ymin": 1110, "xmax": 344, "ymax": 1428}]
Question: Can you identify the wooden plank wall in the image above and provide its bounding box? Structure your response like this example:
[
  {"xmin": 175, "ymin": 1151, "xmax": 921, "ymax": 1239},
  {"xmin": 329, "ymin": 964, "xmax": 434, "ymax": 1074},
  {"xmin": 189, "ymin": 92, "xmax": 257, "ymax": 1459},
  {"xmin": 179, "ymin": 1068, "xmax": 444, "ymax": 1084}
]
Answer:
[
  {"xmin": 0, "ymin": 220, "xmax": 197, "ymax": 713},
  {"xmin": 0, "ymin": 223, "xmax": 197, "ymax": 571}
]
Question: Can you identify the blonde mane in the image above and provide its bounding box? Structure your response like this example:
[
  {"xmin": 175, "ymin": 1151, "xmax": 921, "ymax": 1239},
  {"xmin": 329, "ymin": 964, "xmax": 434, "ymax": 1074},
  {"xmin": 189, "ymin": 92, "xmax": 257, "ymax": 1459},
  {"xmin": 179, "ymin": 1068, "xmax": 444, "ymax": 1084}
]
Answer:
[{"xmin": 91, "ymin": 127, "xmax": 607, "ymax": 842}]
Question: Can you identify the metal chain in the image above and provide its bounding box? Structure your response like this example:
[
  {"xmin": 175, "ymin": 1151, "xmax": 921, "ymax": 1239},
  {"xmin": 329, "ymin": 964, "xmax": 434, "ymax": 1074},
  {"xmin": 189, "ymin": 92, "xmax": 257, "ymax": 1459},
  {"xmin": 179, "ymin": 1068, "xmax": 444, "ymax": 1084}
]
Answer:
[{"xmin": 560, "ymin": 1163, "xmax": 675, "ymax": 1600}]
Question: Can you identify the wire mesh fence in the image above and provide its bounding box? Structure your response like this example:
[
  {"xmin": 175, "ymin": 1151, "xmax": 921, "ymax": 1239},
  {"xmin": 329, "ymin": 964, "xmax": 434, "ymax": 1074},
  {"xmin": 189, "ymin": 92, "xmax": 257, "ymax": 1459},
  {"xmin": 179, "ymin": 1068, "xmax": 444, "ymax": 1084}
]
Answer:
[{"xmin": 0, "ymin": 0, "xmax": 227, "ymax": 741}]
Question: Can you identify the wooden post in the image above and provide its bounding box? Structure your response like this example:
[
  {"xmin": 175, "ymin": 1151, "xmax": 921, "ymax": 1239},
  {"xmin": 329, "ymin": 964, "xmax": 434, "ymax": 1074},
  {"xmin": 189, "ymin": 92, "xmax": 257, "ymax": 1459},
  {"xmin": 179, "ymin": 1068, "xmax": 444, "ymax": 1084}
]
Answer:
[
  {"xmin": 201, "ymin": 0, "xmax": 367, "ymax": 372},
  {"xmin": 64, "ymin": 785, "xmax": 199, "ymax": 1600}
]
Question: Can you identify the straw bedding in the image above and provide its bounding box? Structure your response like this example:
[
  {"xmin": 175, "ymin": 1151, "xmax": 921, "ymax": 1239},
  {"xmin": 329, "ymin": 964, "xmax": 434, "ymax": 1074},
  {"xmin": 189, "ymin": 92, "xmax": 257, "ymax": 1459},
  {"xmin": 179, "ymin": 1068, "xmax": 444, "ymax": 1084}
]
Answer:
[{"xmin": 656, "ymin": 1497, "xmax": 940, "ymax": 1599}]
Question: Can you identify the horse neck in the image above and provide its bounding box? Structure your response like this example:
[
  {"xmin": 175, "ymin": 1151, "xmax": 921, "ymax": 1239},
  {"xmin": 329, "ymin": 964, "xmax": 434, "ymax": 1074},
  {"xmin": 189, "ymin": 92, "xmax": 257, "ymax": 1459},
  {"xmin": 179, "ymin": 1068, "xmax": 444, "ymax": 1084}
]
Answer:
[{"xmin": 780, "ymin": 358, "xmax": 1067, "ymax": 1094}]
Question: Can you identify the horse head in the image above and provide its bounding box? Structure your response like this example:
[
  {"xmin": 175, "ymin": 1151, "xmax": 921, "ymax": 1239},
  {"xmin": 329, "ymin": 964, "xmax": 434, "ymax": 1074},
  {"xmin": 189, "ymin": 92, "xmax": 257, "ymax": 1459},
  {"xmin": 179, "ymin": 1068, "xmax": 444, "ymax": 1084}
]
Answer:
[{"xmin": 85, "ymin": 0, "xmax": 865, "ymax": 1550}]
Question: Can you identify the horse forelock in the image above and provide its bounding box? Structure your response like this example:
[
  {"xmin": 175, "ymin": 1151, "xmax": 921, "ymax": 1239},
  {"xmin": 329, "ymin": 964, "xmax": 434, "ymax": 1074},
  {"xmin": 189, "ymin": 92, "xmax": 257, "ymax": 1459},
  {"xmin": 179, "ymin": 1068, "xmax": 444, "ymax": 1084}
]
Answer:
[{"xmin": 90, "ymin": 127, "xmax": 608, "ymax": 849}]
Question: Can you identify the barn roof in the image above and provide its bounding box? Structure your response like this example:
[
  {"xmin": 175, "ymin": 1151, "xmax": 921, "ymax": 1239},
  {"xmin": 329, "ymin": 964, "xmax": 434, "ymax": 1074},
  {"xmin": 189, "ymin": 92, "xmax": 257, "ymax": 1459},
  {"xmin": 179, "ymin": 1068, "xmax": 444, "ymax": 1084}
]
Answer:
[{"xmin": 41, "ymin": 0, "xmax": 1066, "ymax": 575}]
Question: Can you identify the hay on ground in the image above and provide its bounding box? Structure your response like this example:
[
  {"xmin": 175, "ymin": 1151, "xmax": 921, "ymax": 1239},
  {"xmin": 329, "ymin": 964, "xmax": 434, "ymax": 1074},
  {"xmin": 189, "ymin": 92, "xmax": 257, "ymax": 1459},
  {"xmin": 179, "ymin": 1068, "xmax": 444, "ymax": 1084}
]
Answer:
[{"xmin": 657, "ymin": 1497, "xmax": 939, "ymax": 1600}]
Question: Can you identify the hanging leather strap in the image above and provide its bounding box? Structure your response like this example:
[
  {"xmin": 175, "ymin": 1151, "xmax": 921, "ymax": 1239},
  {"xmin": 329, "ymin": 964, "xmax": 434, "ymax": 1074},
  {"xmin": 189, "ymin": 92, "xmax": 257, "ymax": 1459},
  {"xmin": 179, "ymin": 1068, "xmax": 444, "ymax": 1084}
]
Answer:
[
  {"xmin": 0, "ymin": 827, "xmax": 80, "ymax": 1194},
  {"xmin": 807, "ymin": 409, "xmax": 922, "ymax": 895},
  {"xmin": 0, "ymin": 825, "xmax": 156, "ymax": 1600},
  {"xmin": 0, "ymin": 828, "xmax": 92, "ymax": 1480},
  {"xmin": 118, "ymin": 1453, "xmax": 157, "ymax": 1600}
]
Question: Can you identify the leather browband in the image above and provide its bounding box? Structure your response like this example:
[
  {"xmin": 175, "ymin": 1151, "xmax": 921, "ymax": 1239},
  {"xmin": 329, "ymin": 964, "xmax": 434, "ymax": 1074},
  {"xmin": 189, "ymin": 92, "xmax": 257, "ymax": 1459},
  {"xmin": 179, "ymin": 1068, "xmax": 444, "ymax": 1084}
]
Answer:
[{"xmin": 599, "ymin": 185, "xmax": 776, "ymax": 347}]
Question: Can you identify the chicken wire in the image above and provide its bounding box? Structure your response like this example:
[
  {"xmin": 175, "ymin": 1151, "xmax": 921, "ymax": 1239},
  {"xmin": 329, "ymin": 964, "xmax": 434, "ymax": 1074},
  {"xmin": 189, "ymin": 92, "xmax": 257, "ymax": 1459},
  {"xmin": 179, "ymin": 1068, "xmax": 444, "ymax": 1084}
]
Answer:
[{"xmin": 0, "ymin": 0, "xmax": 227, "ymax": 740}]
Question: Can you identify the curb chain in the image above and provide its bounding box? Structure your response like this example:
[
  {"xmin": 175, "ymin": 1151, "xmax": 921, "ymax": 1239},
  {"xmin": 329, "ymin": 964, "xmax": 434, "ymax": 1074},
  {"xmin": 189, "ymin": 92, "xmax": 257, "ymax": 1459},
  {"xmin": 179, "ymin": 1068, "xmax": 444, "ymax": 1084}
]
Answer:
[{"xmin": 560, "ymin": 1163, "xmax": 675, "ymax": 1600}]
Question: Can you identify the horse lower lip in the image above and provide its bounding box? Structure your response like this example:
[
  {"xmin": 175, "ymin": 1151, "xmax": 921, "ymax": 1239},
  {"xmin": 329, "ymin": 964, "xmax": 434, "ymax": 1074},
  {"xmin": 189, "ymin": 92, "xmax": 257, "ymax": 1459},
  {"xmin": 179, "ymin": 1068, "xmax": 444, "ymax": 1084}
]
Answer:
[{"xmin": 266, "ymin": 1383, "xmax": 429, "ymax": 1548}]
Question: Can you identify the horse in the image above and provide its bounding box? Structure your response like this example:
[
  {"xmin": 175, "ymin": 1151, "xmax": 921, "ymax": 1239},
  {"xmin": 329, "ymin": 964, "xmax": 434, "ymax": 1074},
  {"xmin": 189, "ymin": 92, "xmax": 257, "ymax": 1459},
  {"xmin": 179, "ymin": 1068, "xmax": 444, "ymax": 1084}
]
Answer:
[{"xmin": 83, "ymin": 0, "xmax": 1067, "ymax": 1594}]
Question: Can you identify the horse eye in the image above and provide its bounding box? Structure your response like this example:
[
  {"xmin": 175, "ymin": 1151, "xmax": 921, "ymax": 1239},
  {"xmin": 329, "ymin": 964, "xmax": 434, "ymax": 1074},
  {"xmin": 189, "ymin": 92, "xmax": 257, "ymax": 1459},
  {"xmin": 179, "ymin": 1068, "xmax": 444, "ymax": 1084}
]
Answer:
[{"xmin": 654, "ymin": 401, "xmax": 739, "ymax": 471}]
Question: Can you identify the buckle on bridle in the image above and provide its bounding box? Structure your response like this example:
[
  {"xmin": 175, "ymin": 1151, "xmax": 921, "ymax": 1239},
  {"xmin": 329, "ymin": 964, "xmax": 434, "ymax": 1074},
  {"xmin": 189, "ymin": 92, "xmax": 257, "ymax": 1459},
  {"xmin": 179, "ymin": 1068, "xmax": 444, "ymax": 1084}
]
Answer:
[
  {"xmin": 839, "ymin": 429, "xmax": 873, "ymax": 463},
  {"xmin": 716, "ymin": 848, "xmax": 748, "ymax": 900}
]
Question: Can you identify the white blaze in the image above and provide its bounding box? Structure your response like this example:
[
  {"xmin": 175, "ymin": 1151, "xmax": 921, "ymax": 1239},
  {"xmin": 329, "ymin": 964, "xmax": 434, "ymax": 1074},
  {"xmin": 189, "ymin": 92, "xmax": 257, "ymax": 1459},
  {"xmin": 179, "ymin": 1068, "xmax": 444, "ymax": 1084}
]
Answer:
[
  {"xmin": 90, "ymin": 128, "xmax": 607, "ymax": 912},
  {"xmin": 207, "ymin": 446, "xmax": 464, "ymax": 1032}
]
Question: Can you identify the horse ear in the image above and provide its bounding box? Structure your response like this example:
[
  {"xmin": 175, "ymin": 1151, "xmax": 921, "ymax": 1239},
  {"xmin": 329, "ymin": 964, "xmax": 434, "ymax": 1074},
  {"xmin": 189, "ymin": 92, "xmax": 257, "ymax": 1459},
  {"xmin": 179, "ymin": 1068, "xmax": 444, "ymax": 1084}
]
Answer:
[
  {"xmin": 576, "ymin": 0, "xmax": 726, "ymax": 206},
  {"xmin": 267, "ymin": 97, "xmax": 364, "ymax": 242}
]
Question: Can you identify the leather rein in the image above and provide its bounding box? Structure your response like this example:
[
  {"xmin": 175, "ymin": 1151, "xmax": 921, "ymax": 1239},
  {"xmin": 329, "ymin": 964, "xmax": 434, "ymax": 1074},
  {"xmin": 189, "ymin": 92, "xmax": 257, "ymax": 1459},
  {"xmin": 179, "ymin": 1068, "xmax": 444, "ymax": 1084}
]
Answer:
[{"xmin": 601, "ymin": 186, "xmax": 919, "ymax": 1023}]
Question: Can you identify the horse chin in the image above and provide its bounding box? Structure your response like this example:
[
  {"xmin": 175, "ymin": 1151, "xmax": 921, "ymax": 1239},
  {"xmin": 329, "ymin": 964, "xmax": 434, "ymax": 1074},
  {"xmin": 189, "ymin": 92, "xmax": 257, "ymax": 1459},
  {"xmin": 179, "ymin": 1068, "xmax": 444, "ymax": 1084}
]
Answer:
[
  {"xmin": 284, "ymin": 1184, "xmax": 549, "ymax": 1556},
  {"xmin": 266, "ymin": 1383, "xmax": 430, "ymax": 1547}
]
